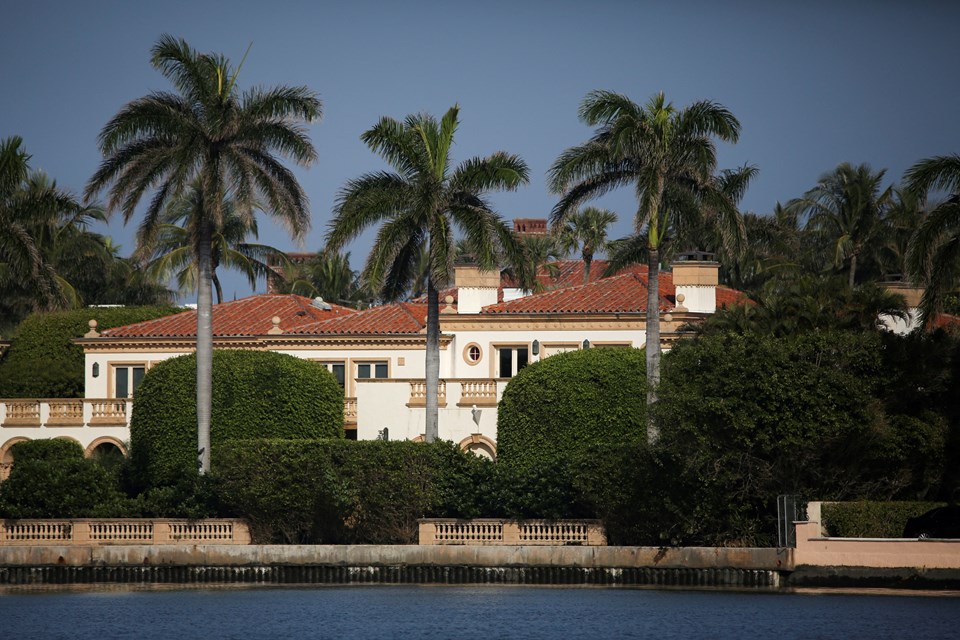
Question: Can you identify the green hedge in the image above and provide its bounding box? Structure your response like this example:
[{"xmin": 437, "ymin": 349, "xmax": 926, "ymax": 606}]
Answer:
[
  {"xmin": 215, "ymin": 439, "xmax": 488, "ymax": 544},
  {"xmin": 652, "ymin": 331, "xmax": 947, "ymax": 546},
  {"xmin": 0, "ymin": 440, "xmax": 128, "ymax": 518},
  {"xmin": 130, "ymin": 350, "xmax": 344, "ymax": 487},
  {"xmin": 0, "ymin": 306, "xmax": 178, "ymax": 398},
  {"xmin": 822, "ymin": 501, "xmax": 948, "ymax": 538},
  {"xmin": 496, "ymin": 347, "xmax": 646, "ymax": 470}
]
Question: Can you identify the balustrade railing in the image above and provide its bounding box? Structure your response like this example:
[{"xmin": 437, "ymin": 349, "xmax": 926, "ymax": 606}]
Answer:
[
  {"xmin": 0, "ymin": 519, "xmax": 251, "ymax": 545},
  {"xmin": 458, "ymin": 380, "xmax": 498, "ymax": 406},
  {"xmin": 87, "ymin": 399, "xmax": 128, "ymax": 425},
  {"xmin": 46, "ymin": 400, "xmax": 85, "ymax": 426},
  {"xmin": 3, "ymin": 400, "xmax": 41, "ymax": 427},
  {"xmin": 344, "ymin": 397, "xmax": 358, "ymax": 425},
  {"xmin": 407, "ymin": 380, "xmax": 447, "ymax": 407},
  {"xmin": 419, "ymin": 519, "xmax": 606, "ymax": 546}
]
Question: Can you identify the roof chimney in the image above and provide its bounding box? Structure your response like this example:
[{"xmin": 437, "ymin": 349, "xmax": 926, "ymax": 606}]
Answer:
[
  {"xmin": 671, "ymin": 251, "xmax": 718, "ymax": 314},
  {"xmin": 455, "ymin": 266, "xmax": 500, "ymax": 314}
]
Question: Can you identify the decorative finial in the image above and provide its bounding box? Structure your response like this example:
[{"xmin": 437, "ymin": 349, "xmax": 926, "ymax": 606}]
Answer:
[
  {"xmin": 84, "ymin": 319, "xmax": 100, "ymax": 338},
  {"xmin": 441, "ymin": 295, "xmax": 456, "ymax": 314},
  {"xmin": 674, "ymin": 293, "xmax": 687, "ymax": 313},
  {"xmin": 267, "ymin": 316, "xmax": 284, "ymax": 335}
]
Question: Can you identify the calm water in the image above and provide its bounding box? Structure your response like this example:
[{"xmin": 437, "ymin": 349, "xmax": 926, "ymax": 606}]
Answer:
[{"xmin": 1, "ymin": 585, "xmax": 957, "ymax": 639}]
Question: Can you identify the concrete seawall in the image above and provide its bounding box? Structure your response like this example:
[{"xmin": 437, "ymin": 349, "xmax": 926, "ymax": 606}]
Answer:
[
  {"xmin": 0, "ymin": 545, "xmax": 786, "ymax": 588},
  {"xmin": 2, "ymin": 545, "xmax": 958, "ymax": 589}
]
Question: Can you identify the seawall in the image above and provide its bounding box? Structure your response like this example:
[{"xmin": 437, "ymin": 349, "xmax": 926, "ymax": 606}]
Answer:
[{"xmin": 2, "ymin": 545, "xmax": 957, "ymax": 589}]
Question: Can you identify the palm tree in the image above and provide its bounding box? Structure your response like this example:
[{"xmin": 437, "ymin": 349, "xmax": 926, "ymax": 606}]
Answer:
[
  {"xmin": 327, "ymin": 105, "xmax": 528, "ymax": 443},
  {"xmin": 548, "ymin": 91, "xmax": 742, "ymax": 443},
  {"xmin": 512, "ymin": 234, "xmax": 564, "ymax": 293},
  {"xmin": 555, "ymin": 206, "xmax": 617, "ymax": 284},
  {"xmin": 137, "ymin": 184, "xmax": 289, "ymax": 303},
  {"xmin": 905, "ymin": 154, "xmax": 960, "ymax": 325},
  {"xmin": 85, "ymin": 35, "xmax": 321, "ymax": 473},
  {"xmin": 788, "ymin": 163, "xmax": 892, "ymax": 289},
  {"xmin": 0, "ymin": 137, "xmax": 115, "ymax": 323}
]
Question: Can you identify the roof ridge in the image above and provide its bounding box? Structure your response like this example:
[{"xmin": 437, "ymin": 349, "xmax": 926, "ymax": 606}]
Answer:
[{"xmin": 397, "ymin": 302, "xmax": 427, "ymax": 328}]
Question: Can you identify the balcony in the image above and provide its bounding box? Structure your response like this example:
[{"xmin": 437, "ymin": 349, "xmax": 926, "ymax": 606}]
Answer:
[{"xmin": 1, "ymin": 399, "xmax": 130, "ymax": 429}]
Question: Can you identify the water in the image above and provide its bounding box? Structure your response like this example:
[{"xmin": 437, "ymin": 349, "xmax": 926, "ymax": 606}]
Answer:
[{"xmin": 0, "ymin": 585, "xmax": 956, "ymax": 639}]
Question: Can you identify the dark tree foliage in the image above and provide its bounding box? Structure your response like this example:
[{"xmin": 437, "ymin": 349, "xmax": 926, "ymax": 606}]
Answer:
[
  {"xmin": 130, "ymin": 350, "xmax": 344, "ymax": 487},
  {"xmin": 649, "ymin": 331, "xmax": 948, "ymax": 545},
  {"xmin": 0, "ymin": 306, "xmax": 178, "ymax": 398},
  {"xmin": 0, "ymin": 440, "xmax": 128, "ymax": 518}
]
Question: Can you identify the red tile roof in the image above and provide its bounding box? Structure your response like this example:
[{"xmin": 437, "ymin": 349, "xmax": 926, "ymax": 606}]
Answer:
[
  {"xmin": 484, "ymin": 270, "xmax": 671, "ymax": 314},
  {"xmin": 484, "ymin": 265, "xmax": 748, "ymax": 314},
  {"xmin": 101, "ymin": 295, "xmax": 355, "ymax": 338},
  {"xmin": 930, "ymin": 312, "xmax": 960, "ymax": 332},
  {"xmin": 289, "ymin": 302, "xmax": 429, "ymax": 335}
]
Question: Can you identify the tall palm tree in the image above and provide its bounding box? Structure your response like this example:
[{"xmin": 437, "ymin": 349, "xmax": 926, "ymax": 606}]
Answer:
[
  {"xmin": 548, "ymin": 91, "xmax": 742, "ymax": 443},
  {"xmin": 555, "ymin": 206, "xmax": 617, "ymax": 284},
  {"xmin": 327, "ymin": 105, "xmax": 528, "ymax": 442},
  {"xmin": 513, "ymin": 233, "xmax": 564, "ymax": 293},
  {"xmin": 0, "ymin": 137, "xmax": 114, "ymax": 322},
  {"xmin": 137, "ymin": 184, "xmax": 288, "ymax": 303},
  {"xmin": 905, "ymin": 154, "xmax": 960, "ymax": 326},
  {"xmin": 85, "ymin": 35, "xmax": 321, "ymax": 473},
  {"xmin": 788, "ymin": 163, "xmax": 892, "ymax": 289}
]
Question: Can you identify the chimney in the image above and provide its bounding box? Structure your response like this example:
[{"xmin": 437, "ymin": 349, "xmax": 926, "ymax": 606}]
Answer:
[
  {"xmin": 455, "ymin": 265, "xmax": 500, "ymax": 314},
  {"xmin": 513, "ymin": 218, "xmax": 548, "ymax": 236},
  {"xmin": 671, "ymin": 250, "xmax": 719, "ymax": 314}
]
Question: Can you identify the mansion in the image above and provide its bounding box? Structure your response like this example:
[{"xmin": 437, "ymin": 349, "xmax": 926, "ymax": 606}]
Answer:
[{"xmin": 0, "ymin": 252, "xmax": 743, "ymax": 470}]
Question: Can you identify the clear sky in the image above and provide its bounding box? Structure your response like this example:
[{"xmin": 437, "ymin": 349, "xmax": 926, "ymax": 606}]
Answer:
[{"xmin": 3, "ymin": 0, "xmax": 958, "ymax": 301}]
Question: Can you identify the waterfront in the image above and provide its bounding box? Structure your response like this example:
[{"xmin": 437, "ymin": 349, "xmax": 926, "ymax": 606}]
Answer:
[{"xmin": 1, "ymin": 585, "xmax": 956, "ymax": 639}]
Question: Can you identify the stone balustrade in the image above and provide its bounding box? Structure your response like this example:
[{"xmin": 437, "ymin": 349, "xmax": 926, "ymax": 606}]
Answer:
[
  {"xmin": 419, "ymin": 519, "xmax": 606, "ymax": 546},
  {"xmin": 407, "ymin": 380, "xmax": 447, "ymax": 407},
  {"xmin": 458, "ymin": 380, "xmax": 498, "ymax": 407},
  {"xmin": 0, "ymin": 398, "xmax": 131, "ymax": 429},
  {"xmin": 344, "ymin": 397, "xmax": 358, "ymax": 425},
  {"xmin": 0, "ymin": 519, "xmax": 251, "ymax": 545}
]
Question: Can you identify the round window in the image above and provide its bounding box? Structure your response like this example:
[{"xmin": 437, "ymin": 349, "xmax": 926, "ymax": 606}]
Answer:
[{"xmin": 464, "ymin": 344, "xmax": 482, "ymax": 364}]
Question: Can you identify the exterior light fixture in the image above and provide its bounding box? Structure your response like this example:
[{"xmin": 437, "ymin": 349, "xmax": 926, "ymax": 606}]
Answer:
[
  {"xmin": 582, "ymin": 339, "xmax": 590, "ymax": 349},
  {"xmin": 532, "ymin": 339, "xmax": 540, "ymax": 356},
  {"xmin": 92, "ymin": 363, "xmax": 100, "ymax": 378}
]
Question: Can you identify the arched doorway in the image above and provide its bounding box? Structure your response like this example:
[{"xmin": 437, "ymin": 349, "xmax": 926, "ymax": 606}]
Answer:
[
  {"xmin": 458, "ymin": 434, "xmax": 497, "ymax": 460},
  {"xmin": 85, "ymin": 438, "xmax": 128, "ymax": 471},
  {"xmin": 0, "ymin": 437, "xmax": 30, "ymax": 481}
]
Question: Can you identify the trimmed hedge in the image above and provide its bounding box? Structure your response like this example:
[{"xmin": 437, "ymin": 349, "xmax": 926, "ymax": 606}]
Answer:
[
  {"xmin": 130, "ymin": 350, "xmax": 344, "ymax": 487},
  {"xmin": 215, "ymin": 439, "xmax": 489, "ymax": 544},
  {"xmin": 0, "ymin": 439, "xmax": 128, "ymax": 518},
  {"xmin": 496, "ymin": 347, "xmax": 647, "ymax": 470},
  {"xmin": 652, "ymin": 331, "xmax": 948, "ymax": 546},
  {"xmin": 822, "ymin": 501, "xmax": 948, "ymax": 538},
  {"xmin": 0, "ymin": 306, "xmax": 178, "ymax": 398}
]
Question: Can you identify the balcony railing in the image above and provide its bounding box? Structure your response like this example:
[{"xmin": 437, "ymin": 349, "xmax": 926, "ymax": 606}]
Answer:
[
  {"xmin": 407, "ymin": 380, "xmax": 447, "ymax": 407},
  {"xmin": 458, "ymin": 380, "xmax": 498, "ymax": 407},
  {"xmin": 0, "ymin": 519, "xmax": 251, "ymax": 545},
  {"xmin": 344, "ymin": 397, "xmax": 358, "ymax": 425},
  {"xmin": 419, "ymin": 519, "xmax": 606, "ymax": 546},
  {"xmin": 0, "ymin": 399, "xmax": 131, "ymax": 429}
]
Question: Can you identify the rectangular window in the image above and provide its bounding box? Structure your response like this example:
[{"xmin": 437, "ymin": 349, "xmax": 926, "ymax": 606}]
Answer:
[
  {"xmin": 114, "ymin": 365, "xmax": 145, "ymax": 398},
  {"xmin": 357, "ymin": 361, "xmax": 388, "ymax": 380},
  {"xmin": 497, "ymin": 347, "xmax": 529, "ymax": 378},
  {"xmin": 317, "ymin": 361, "xmax": 346, "ymax": 388}
]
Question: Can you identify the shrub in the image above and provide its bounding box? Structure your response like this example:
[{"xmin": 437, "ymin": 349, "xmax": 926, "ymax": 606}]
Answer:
[
  {"xmin": 0, "ymin": 306, "xmax": 178, "ymax": 398},
  {"xmin": 0, "ymin": 439, "xmax": 129, "ymax": 518},
  {"xmin": 822, "ymin": 501, "xmax": 948, "ymax": 538},
  {"xmin": 130, "ymin": 350, "xmax": 344, "ymax": 487},
  {"xmin": 215, "ymin": 439, "xmax": 488, "ymax": 544},
  {"xmin": 653, "ymin": 331, "xmax": 896, "ymax": 545},
  {"xmin": 496, "ymin": 347, "xmax": 646, "ymax": 470}
]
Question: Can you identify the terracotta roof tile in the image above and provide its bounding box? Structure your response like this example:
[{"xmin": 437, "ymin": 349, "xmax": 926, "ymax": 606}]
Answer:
[
  {"xmin": 483, "ymin": 269, "xmax": 674, "ymax": 314},
  {"xmin": 101, "ymin": 295, "xmax": 355, "ymax": 338},
  {"xmin": 290, "ymin": 302, "xmax": 428, "ymax": 335}
]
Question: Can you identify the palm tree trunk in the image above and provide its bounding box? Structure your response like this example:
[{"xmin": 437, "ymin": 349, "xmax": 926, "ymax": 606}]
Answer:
[
  {"xmin": 213, "ymin": 273, "xmax": 224, "ymax": 304},
  {"xmin": 848, "ymin": 253, "xmax": 857, "ymax": 289},
  {"xmin": 646, "ymin": 247, "xmax": 661, "ymax": 445},
  {"xmin": 583, "ymin": 251, "xmax": 592, "ymax": 285},
  {"xmin": 196, "ymin": 220, "xmax": 214, "ymax": 474},
  {"xmin": 425, "ymin": 278, "xmax": 440, "ymax": 443}
]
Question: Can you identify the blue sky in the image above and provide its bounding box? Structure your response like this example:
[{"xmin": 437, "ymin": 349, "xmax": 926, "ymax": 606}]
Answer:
[{"xmin": 3, "ymin": 0, "xmax": 958, "ymax": 300}]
